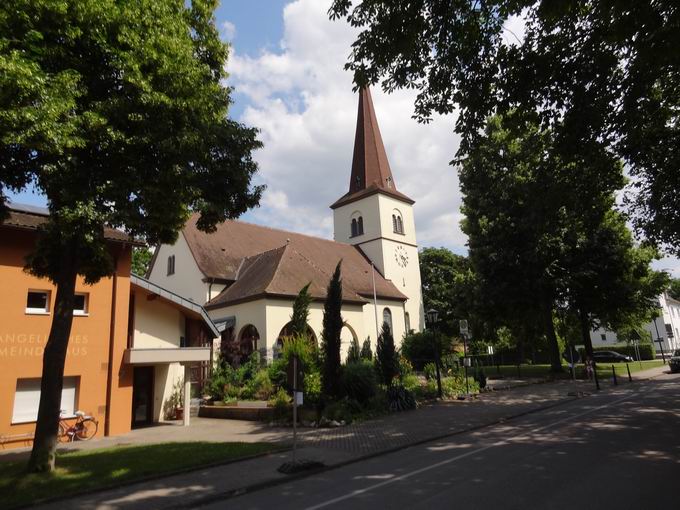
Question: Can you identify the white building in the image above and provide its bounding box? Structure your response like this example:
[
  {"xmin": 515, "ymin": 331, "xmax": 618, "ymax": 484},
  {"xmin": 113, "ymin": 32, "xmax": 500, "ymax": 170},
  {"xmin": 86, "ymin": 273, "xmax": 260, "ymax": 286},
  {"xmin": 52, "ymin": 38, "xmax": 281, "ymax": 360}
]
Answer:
[
  {"xmin": 590, "ymin": 292, "xmax": 680, "ymax": 354},
  {"xmin": 147, "ymin": 88, "xmax": 425, "ymax": 363}
]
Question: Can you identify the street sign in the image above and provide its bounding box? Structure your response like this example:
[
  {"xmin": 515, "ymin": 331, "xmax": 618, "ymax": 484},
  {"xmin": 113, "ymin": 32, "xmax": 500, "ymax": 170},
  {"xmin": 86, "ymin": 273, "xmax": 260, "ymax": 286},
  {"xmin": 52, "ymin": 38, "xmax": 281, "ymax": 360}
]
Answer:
[
  {"xmin": 487, "ymin": 345, "xmax": 494, "ymax": 355},
  {"xmin": 459, "ymin": 320, "xmax": 469, "ymax": 336},
  {"xmin": 463, "ymin": 357, "xmax": 471, "ymax": 367},
  {"xmin": 294, "ymin": 391, "xmax": 304, "ymax": 405}
]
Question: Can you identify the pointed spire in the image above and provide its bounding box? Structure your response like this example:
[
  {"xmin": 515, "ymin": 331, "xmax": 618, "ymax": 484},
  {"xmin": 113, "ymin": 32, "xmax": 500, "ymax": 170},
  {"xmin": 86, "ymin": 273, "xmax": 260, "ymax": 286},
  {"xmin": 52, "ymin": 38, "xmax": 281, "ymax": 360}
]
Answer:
[
  {"xmin": 349, "ymin": 87, "xmax": 397, "ymax": 194},
  {"xmin": 330, "ymin": 87, "xmax": 414, "ymax": 210}
]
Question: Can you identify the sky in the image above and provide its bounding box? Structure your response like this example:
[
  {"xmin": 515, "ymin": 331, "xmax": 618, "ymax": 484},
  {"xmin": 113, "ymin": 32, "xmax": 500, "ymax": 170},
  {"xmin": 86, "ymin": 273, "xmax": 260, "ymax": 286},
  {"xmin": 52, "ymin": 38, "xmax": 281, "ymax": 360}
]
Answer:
[{"xmin": 5, "ymin": 0, "xmax": 679, "ymax": 276}]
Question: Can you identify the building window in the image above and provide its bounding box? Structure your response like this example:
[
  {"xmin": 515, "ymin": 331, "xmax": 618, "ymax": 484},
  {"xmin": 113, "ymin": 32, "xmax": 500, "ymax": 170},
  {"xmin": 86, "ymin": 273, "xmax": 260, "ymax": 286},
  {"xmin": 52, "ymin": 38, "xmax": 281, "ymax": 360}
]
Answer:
[
  {"xmin": 601, "ymin": 333, "xmax": 606, "ymax": 341},
  {"xmin": 350, "ymin": 214, "xmax": 364, "ymax": 237},
  {"xmin": 392, "ymin": 210, "xmax": 404, "ymax": 234},
  {"xmin": 167, "ymin": 255, "xmax": 175, "ymax": 276},
  {"xmin": 405, "ymin": 312, "xmax": 411, "ymax": 333},
  {"xmin": 26, "ymin": 290, "xmax": 50, "ymax": 314},
  {"xmin": 74, "ymin": 293, "xmax": 89, "ymax": 316},
  {"xmin": 12, "ymin": 377, "xmax": 78, "ymax": 424},
  {"xmin": 383, "ymin": 308, "xmax": 393, "ymax": 332}
]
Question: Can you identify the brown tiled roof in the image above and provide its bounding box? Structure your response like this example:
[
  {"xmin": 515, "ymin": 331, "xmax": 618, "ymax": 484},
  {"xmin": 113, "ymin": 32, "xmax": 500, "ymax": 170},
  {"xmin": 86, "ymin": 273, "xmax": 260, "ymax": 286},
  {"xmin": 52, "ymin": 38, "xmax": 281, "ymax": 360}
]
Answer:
[
  {"xmin": 330, "ymin": 88, "xmax": 414, "ymax": 210},
  {"xmin": 181, "ymin": 214, "xmax": 406, "ymax": 307},
  {"xmin": 2, "ymin": 205, "xmax": 142, "ymax": 245}
]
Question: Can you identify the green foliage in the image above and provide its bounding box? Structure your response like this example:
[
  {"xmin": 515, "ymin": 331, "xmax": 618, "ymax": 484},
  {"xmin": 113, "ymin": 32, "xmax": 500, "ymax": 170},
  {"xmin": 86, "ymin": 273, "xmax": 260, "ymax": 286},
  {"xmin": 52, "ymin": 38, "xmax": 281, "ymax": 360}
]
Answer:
[
  {"xmin": 267, "ymin": 358, "xmax": 288, "ymax": 390},
  {"xmin": 207, "ymin": 360, "xmax": 238, "ymax": 401},
  {"xmin": 131, "ymin": 247, "xmax": 153, "ymax": 277},
  {"xmin": 360, "ymin": 337, "xmax": 373, "ymax": 360},
  {"xmin": 303, "ymin": 370, "xmax": 322, "ymax": 408},
  {"xmin": 400, "ymin": 373, "xmax": 421, "ymax": 393},
  {"xmin": 245, "ymin": 370, "xmax": 274, "ymax": 401},
  {"xmin": 321, "ymin": 261, "xmax": 344, "ymax": 398},
  {"xmin": 342, "ymin": 361, "xmax": 377, "ymax": 404},
  {"xmin": 401, "ymin": 330, "xmax": 455, "ymax": 370},
  {"xmin": 423, "ymin": 362, "xmax": 437, "ymax": 382},
  {"xmin": 269, "ymin": 388, "xmax": 291, "ymax": 421},
  {"xmin": 290, "ymin": 283, "xmax": 312, "ymax": 336},
  {"xmin": 398, "ymin": 355, "xmax": 413, "ymax": 379},
  {"xmin": 386, "ymin": 385, "xmax": 417, "ymax": 412},
  {"xmin": 346, "ymin": 336, "xmax": 361, "ymax": 363},
  {"xmin": 330, "ymin": 0, "xmax": 680, "ymax": 254},
  {"xmin": 323, "ymin": 398, "xmax": 362, "ymax": 424},
  {"xmin": 669, "ymin": 279, "xmax": 680, "ymax": 301},
  {"xmin": 375, "ymin": 322, "xmax": 398, "ymax": 386}
]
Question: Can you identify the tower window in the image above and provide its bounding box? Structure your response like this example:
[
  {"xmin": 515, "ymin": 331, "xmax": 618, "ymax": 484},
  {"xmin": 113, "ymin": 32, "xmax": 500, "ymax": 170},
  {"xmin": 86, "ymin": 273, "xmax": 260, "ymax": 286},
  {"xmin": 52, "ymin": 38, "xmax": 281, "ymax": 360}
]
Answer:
[
  {"xmin": 167, "ymin": 255, "xmax": 176, "ymax": 276},
  {"xmin": 350, "ymin": 213, "xmax": 363, "ymax": 237},
  {"xmin": 392, "ymin": 210, "xmax": 404, "ymax": 234}
]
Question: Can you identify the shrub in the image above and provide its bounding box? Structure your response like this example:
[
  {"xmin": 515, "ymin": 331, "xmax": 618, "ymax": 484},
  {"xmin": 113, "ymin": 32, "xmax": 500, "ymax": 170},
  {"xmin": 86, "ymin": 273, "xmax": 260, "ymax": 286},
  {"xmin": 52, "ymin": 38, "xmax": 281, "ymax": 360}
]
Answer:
[
  {"xmin": 398, "ymin": 355, "xmax": 414, "ymax": 379},
  {"xmin": 376, "ymin": 323, "xmax": 399, "ymax": 386},
  {"xmin": 207, "ymin": 361, "xmax": 238, "ymax": 400},
  {"xmin": 430, "ymin": 374, "xmax": 480, "ymax": 399},
  {"xmin": 401, "ymin": 330, "xmax": 455, "ymax": 370},
  {"xmin": 323, "ymin": 397, "xmax": 362, "ymax": 424},
  {"xmin": 269, "ymin": 388, "xmax": 291, "ymax": 421},
  {"xmin": 360, "ymin": 337, "xmax": 373, "ymax": 360},
  {"xmin": 248, "ymin": 369, "xmax": 274, "ymax": 400},
  {"xmin": 303, "ymin": 369, "xmax": 322, "ymax": 407},
  {"xmin": 342, "ymin": 361, "xmax": 378, "ymax": 404},
  {"xmin": 387, "ymin": 385, "xmax": 417, "ymax": 412},
  {"xmin": 401, "ymin": 373, "xmax": 421, "ymax": 393},
  {"xmin": 347, "ymin": 336, "xmax": 362, "ymax": 363},
  {"xmin": 267, "ymin": 357, "xmax": 288, "ymax": 389},
  {"xmin": 423, "ymin": 362, "xmax": 437, "ymax": 381}
]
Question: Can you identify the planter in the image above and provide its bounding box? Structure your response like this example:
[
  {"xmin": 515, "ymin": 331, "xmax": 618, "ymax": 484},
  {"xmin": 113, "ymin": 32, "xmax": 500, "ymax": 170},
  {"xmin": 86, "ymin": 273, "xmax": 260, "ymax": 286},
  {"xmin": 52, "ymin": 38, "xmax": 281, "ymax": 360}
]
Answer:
[{"xmin": 174, "ymin": 407, "xmax": 184, "ymax": 420}]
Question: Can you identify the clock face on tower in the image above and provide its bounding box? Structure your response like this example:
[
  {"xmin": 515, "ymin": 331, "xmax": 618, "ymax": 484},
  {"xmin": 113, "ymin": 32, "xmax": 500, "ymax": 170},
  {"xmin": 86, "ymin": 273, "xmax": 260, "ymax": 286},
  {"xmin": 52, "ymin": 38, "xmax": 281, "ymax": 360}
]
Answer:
[{"xmin": 394, "ymin": 245, "xmax": 409, "ymax": 268}]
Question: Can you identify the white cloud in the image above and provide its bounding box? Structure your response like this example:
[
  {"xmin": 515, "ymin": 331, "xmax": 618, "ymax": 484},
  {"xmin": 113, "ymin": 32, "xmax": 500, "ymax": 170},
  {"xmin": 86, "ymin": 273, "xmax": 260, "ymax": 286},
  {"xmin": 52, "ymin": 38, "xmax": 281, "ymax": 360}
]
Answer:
[
  {"xmin": 229, "ymin": 0, "xmax": 465, "ymax": 252},
  {"xmin": 221, "ymin": 20, "xmax": 236, "ymax": 41}
]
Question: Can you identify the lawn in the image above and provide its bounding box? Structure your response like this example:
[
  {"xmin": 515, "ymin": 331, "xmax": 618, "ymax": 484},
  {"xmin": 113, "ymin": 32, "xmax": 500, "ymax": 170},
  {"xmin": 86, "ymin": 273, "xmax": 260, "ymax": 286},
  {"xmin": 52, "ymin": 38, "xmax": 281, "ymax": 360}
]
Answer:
[
  {"xmin": 484, "ymin": 360, "xmax": 666, "ymax": 380},
  {"xmin": 0, "ymin": 441, "xmax": 282, "ymax": 509}
]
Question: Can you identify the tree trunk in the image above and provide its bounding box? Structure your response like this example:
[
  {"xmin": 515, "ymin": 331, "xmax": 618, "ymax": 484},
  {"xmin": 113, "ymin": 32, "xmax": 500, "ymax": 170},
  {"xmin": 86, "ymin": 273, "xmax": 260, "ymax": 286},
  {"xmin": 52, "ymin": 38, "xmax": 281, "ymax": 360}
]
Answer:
[
  {"xmin": 27, "ymin": 250, "xmax": 78, "ymax": 472},
  {"xmin": 543, "ymin": 305, "xmax": 562, "ymax": 373},
  {"xmin": 579, "ymin": 308, "xmax": 595, "ymax": 359}
]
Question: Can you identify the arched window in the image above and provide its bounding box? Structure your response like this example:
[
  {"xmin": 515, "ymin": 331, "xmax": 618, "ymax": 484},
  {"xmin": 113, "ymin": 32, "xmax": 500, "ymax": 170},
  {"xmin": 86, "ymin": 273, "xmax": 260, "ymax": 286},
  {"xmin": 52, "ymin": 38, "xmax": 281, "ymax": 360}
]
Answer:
[
  {"xmin": 382, "ymin": 308, "xmax": 393, "ymax": 332},
  {"xmin": 392, "ymin": 209, "xmax": 404, "ymax": 234},
  {"xmin": 351, "ymin": 218, "xmax": 358, "ymax": 237},
  {"xmin": 404, "ymin": 312, "xmax": 411, "ymax": 333},
  {"xmin": 357, "ymin": 216, "xmax": 364, "ymax": 235}
]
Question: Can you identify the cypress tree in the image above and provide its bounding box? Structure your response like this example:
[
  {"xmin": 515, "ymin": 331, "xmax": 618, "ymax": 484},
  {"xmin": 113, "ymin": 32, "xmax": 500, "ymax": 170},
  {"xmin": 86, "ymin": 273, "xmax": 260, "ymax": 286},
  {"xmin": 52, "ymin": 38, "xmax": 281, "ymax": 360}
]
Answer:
[
  {"xmin": 321, "ymin": 261, "xmax": 343, "ymax": 397},
  {"xmin": 290, "ymin": 283, "xmax": 312, "ymax": 336},
  {"xmin": 346, "ymin": 336, "xmax": 361, "ymax": 363},
  {"xmin": 360, "ymin": 337, "xmax": 373, "ymax": 360},
  {"xmin": 376, "ymin": 322, "xmax": 398, "ymax": 386}
]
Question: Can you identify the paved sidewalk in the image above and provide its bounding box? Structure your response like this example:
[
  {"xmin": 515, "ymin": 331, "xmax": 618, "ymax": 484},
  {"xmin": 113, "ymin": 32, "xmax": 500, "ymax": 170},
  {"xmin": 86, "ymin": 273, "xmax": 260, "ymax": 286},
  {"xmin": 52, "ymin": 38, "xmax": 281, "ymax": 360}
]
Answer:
[{"xmin": 20, "ymin": 365, "xmax": 670, "ymax": 509}]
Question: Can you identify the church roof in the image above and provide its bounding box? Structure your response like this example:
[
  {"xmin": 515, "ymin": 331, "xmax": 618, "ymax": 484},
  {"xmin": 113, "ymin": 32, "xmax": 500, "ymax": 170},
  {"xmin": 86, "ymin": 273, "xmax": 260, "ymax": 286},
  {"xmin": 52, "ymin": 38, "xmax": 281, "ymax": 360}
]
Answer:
[
  {"xmin": 331, "ymin": 88, "xmax": 414, "ymax": 210},
  {"xmin": 180, "ymin": 215, "xmax": 407, "ymax": 307}
]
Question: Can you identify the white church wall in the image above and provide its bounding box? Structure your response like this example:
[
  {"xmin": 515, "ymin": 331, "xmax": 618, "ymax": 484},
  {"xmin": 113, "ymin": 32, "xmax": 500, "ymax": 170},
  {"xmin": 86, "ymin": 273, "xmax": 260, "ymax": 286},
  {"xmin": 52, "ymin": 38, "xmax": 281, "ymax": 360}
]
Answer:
[
  {"xmin": 147, "ymin": 233, "xmax": 209, "ymax": 305},
  {"xmin": 208, "ymin": 300, "xmax": 268, "ymax": 358},
  {"xmin": 362, "ymin": 298, "xmax": 408, "ymax": 352},
  {"xmin": 377, "ymin": 194, "xmax": 417, "ymax": 246},
  {"xmin": 333, "ymin": 194, "xmax": 381, "ymax": 244}
]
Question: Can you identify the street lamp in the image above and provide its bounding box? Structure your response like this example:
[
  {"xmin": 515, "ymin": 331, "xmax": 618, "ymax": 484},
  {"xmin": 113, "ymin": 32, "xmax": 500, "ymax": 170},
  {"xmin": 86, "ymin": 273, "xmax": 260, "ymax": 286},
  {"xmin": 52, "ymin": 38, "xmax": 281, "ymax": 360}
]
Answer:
[{"xmin": 426, "ymin": 309, "xmax": 443, "ymax": 399}]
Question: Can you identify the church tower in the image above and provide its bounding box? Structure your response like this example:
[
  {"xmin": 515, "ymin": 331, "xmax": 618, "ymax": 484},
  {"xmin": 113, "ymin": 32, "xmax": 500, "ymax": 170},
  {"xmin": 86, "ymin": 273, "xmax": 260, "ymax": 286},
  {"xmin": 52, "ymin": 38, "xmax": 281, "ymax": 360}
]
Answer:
[{"xmin": 331, "ymin": 88, "xmax": 424, "ymax": 333}]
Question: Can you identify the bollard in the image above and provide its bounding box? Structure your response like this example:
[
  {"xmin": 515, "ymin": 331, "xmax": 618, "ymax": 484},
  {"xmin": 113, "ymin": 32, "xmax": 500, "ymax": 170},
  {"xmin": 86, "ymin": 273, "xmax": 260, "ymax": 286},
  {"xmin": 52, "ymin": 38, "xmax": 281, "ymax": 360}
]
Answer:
[
  {"xmin": 612, "ymin": 365, "xmax": 618, "ymax": 386},
  {"xmin": 594, "ymin": 364, "xmax": 601, "ymax": 390},
  {"xmin": 626, "ymin": 363, "xmax": 632, "ymax": 382}
]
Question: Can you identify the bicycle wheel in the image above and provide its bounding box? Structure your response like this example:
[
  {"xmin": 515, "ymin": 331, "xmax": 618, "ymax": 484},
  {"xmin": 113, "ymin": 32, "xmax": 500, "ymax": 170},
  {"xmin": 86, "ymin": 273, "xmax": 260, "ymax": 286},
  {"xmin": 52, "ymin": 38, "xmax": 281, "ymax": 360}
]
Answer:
[
  {"xmin": 75, "ymin": 418, "xmax": 98, "ymax": 440},
  {"xmin": 57, "ymin": 422, "xmax": 68, "ymax": 443}
]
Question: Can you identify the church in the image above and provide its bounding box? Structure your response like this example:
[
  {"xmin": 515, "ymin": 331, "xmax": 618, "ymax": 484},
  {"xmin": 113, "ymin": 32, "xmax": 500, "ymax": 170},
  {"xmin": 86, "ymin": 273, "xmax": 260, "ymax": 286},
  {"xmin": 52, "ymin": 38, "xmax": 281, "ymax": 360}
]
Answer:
[{"xmin": 147, "ymin": 88, "xmax": 424, "ymax": 363}]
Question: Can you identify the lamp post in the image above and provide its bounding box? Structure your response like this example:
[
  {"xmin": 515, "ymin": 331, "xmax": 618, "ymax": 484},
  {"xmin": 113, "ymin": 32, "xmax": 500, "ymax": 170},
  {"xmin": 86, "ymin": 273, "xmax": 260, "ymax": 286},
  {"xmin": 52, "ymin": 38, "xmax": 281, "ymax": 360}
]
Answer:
[
  {"xmin": 459, "ymin": 320, "xmax": 470, "ymax": 398},
  {"xmin": 426, "ymin": 309, "xmax": 443, "ymax": 399}
]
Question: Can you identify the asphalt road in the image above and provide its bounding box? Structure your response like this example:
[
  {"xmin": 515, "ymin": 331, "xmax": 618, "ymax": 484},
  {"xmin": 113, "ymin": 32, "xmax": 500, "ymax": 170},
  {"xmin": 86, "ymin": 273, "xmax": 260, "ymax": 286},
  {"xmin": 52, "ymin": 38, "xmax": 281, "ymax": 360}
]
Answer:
[{"xmin": 203, "ymin": 373, "xmax": 680, "ymax": 510}]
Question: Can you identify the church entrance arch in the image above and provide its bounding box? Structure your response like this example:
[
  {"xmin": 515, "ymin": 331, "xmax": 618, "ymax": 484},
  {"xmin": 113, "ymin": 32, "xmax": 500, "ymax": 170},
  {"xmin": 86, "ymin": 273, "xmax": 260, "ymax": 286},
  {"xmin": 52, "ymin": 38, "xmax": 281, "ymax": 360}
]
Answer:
[
  {"xmin": 235, "ymin": 324, "xmax": 259, "ymax": 364},
  {"xmin": 275, "ymin": 322, "xmax": 317, "ymax": 357}
]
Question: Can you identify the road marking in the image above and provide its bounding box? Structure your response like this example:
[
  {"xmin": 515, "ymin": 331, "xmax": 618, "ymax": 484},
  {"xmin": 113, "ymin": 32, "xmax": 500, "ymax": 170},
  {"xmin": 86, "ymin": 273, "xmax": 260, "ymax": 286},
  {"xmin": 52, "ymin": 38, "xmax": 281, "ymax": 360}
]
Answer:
[{"xmin": 305, "ymin": 390, "xmax": 645, "ymax": 510}]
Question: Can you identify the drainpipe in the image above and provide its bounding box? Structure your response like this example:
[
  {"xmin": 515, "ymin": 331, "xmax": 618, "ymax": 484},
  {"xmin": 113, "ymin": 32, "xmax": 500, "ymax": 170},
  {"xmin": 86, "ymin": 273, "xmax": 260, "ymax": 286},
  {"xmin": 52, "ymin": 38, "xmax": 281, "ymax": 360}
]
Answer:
[{"xmin": 104, "ymin": 248, "xmax": 121, "ymax": 436}]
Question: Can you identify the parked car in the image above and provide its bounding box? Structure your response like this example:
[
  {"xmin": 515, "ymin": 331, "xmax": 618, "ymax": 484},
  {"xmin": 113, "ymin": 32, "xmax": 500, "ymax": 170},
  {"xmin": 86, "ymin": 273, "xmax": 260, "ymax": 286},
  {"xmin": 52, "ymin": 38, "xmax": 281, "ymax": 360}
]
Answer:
[
  {"xmin": 593, "ymin": 351, "xmax": 634, "ymax": 363},
  {"xmin": 669, "ymin": 350, "xmax": 680, "ymax": 374}
]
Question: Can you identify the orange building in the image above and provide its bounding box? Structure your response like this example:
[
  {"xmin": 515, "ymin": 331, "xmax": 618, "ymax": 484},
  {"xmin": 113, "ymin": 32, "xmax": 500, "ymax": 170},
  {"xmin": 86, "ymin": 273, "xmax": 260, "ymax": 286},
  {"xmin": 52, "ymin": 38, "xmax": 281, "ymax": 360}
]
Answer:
[{"xmin": 0, "ymin": 204, "xmax": 213, "ymax": 449}]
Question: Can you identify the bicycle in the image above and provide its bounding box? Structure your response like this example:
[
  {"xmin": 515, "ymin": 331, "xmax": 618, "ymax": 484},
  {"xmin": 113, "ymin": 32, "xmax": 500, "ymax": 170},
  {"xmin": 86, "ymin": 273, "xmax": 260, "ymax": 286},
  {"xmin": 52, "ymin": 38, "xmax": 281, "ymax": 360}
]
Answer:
[{"xmin": 58, "ymin": 410, "xmax": 98, "ymax": 442}]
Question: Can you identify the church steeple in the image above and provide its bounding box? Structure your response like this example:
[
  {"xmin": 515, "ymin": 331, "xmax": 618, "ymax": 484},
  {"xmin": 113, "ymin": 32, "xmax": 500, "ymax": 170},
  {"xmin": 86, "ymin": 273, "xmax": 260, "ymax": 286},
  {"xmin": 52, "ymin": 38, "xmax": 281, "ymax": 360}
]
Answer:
[
  {"xmin": 350, "ymin": 87, "xmax": 396, "ymax": 194},
  {"xmin": 331, "ymin": 87, "xmax": 414, "ymax": 210}
]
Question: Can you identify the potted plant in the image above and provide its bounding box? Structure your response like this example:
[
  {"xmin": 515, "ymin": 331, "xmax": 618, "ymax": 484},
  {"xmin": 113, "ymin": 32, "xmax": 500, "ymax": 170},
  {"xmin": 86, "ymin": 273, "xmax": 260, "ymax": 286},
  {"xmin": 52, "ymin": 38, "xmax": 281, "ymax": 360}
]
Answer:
[{"xmin": 163, "ymin": 378, "xmax": 184, "ymax": 420}]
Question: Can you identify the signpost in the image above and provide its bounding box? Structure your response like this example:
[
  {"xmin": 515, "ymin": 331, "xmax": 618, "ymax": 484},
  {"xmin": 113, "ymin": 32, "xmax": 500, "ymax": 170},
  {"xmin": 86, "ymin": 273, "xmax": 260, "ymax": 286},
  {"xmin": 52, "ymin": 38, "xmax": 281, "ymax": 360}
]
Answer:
[
  {"xmin": 287, "ymin": 355, "xmax": 304, "ymax": 463},
  {"xmin": 460, "ymin": 320, "xmax": 470, "ymax": 398}
]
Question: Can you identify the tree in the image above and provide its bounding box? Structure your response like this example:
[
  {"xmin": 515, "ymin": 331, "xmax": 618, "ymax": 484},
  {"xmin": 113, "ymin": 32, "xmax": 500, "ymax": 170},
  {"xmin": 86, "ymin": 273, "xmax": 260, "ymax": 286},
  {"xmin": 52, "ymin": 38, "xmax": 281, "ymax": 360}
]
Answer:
[
  {"xmin": 131, "ymin": 247, "xmax": 153, "ymax": 277},
  {"xmin": 375, "ymin": 322, "xmax": 398, "ymax": 386},
  {"xmin": 290, "ymin": 283, "xmax": 312, "ymax": 336},
  {"xmin": 564, "ymin": 210, "xmax": 669, "ymax": 358},
  {"xmin": 346, "ymin": 336, "xmax": 361, "ymax": 363},
  {"xmin": 668, "ymin": 279, "xmax": 680, "ymax": 302},
  {"xmin": 321, "ymin": 261, "xmax": 343, "ymax": 398},
  {"xmin": 1, "ymin": 0, "xmax": 262, "ymax": 472},
  {"xmin": 360, "ymin": 337, "xmax": 373, "ymax": 360},
  {"xmin": 419, "ymin": 248, "xmax": 477, "ymax": 337},
  {"xmin": 460, "ymin": 110, "xmax": 624, "ymax": 372},
  {"xmin": 329, "ymin": 1, "xmax": 680, "ymax": 254}
]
